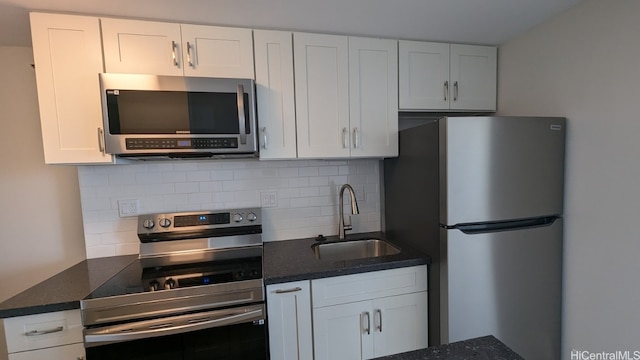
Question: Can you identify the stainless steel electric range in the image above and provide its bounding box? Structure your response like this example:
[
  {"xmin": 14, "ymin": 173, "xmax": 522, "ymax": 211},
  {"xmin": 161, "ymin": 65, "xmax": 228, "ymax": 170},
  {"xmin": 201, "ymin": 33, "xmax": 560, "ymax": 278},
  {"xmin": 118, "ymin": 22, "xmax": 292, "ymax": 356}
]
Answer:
[{"xmin": 80, "ymin": 208, "xmax": 267, "ymax": 360}]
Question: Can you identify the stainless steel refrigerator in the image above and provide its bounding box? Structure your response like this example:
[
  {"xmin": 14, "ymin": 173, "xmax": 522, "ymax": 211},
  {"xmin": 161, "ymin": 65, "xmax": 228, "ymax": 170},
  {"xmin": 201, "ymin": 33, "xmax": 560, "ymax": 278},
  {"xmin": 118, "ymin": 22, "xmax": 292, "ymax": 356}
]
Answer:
[{"xmin": 383, "ymin": 116, "xmax": 564, "ymax": 360}]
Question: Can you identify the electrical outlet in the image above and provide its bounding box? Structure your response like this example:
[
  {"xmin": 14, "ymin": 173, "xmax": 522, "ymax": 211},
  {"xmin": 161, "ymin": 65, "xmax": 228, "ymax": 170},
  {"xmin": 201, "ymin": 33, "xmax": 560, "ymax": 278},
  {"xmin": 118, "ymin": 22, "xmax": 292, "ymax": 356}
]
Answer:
[
  {"xmin": 261, "ymin": 192, "xmax": 278, "ymax": 208},
  {"xmin": 118, "ymin": 199, "xmax": 140, "ymax": 217}
]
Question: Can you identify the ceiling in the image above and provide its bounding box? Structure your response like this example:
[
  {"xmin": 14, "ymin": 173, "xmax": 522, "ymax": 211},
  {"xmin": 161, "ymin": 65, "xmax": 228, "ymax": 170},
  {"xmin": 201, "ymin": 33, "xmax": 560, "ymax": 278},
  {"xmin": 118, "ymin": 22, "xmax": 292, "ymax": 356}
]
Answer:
[{"xmin": 0, "ymin": 0, "xmax": 584, "ymax": 47}]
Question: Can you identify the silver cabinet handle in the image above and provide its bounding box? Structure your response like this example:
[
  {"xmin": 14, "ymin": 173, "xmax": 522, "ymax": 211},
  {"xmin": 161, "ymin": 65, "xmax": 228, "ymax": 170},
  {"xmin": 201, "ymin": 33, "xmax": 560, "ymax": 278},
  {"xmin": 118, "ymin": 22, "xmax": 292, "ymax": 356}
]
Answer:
[
  {"xmin": 171, "ymin": 41, "xmax": 179, "ymax": 67},
  {"xmin": 274, "ymin": 287, "xmax": 302, "ymax": 294},
  {"xmin": 342, "ymin": 128, "xmax": 349, "ymax": 149},
  {"xmin": 97, "ymin": 127, "xmax": 105, "ymax": 154},
  {"xmin": 444, "ymin": 81, "xmax": 449, "ymax": 101},
  {"xmin": 453, "ymin": 81, "xmax": 459, "ymax": 101},
  {"xmin": 261, "ymin": 127, "xmax": 268, "ymax": 149},
  {"xmin": 375, "ymin": 309, "xmax": 382, "ymax": 332},
  {"xmin": 236, "ymin": 84, "xmax": 247, "ymax": 145},
  {"xmin": 352, "ymin": 127, "xmax": 359, "ymax": 149},
  {"xmin": 186, "ymin": 41, "xmax": 193, "ymax": 68},
  {"xmin": 361, "ymin": 312, "xmax": 371, "ymax": 335},
  {"xmin": 25, "ymin": 326, "xmax": 64, "ymax": 336}
]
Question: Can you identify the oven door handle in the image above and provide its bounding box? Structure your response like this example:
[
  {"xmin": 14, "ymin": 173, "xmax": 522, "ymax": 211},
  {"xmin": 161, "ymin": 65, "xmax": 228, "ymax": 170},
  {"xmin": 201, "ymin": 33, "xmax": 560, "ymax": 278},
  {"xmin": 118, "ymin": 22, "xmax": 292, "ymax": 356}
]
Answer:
[{"xmin": 84, "ymin": 306, "xmax": 264, "ymax": 346}]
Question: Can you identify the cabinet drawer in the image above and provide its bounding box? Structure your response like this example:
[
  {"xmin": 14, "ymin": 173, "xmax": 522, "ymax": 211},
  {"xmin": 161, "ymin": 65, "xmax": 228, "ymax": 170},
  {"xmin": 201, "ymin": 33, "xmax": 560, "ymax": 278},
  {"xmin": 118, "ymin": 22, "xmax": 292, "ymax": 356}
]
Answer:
[
  {"xmin": 312, "ymin": 265, "xmax": 428, "ymax": 308},
  {"xmin": 2, "ymin": 310, "xmax": 83, "ymax": 353},
  {"xmin": 8, "ymin": 342, "xmax": 85, "ymax": 360}
]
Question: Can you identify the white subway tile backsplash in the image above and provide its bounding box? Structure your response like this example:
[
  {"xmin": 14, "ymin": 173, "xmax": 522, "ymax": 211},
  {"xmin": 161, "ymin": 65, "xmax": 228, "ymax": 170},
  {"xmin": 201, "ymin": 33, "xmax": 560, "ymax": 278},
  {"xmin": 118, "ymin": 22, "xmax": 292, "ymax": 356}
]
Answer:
[
  {"xmin": 77, "ymin": 159, "xmax": 382, "ymax": 258},
  {"xmin": 186, "ymin": 171, "xmax": 211, "ymax": 182}
]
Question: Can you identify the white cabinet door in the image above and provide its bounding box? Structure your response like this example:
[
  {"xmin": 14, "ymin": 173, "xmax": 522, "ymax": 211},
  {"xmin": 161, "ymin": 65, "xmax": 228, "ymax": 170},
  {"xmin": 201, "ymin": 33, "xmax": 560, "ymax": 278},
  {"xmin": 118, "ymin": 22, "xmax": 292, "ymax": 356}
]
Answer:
[
  {"xmin": 312, "ymin": 266, "xmax": 429, "ymax": 360},
  {"xmin": 8, "ymin": 343, "xmax": 85, "ymax": 360},
  {"xmin": 313, "ymin": 293, "xmax": 428, "ymax": 360},
  {"xmin": 399, "ymin": 41, "xmax": 497, "ymax": 111},
  {"xmin": 449, "ymin": 44, "xmax": 497, "ymax": 111},
  {"xmin": 294, "ymin": 33, "xmax": 350, "ymax": 158},
  {"xmin": 30, "ymin": 12, "xmax": 113, "ymax": 164},
  {"xmin": 266, "ymin": 281, "xmax": 313, "ymax": 360},
  {"xmin": 372, "ymin": 292, "xmax": 428, "ymax": 358},
  {"xmin": 181, "ymin": 25, "xmax": 254, "ymax": 78},
  {"xmin": 349, "ymin": 37, "xmax": 398, "ymax": 158},
  {"xmin": 101, "ymin": 18, "xmax": 183, "ymax": 76},
  {"xmin": 313, "ymin": 300, "xmax": 374, "ymax": 360},
  {"xmin": 254, "ymin": 30, "xmax": 297, "ymax": 159},
  {"xmin": 398, "ymin": 40, "xmax": 450, "ymax": 110}
]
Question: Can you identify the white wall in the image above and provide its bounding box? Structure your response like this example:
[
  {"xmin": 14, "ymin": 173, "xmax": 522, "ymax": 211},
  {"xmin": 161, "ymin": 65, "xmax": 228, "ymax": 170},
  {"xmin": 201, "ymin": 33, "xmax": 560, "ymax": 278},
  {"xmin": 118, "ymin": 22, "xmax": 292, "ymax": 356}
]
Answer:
[
  {"xmin": 78, "ymin": 159, "xmax": 381, "ymax": 258},
  {"xmin": 0, "ymin": 47, "xmax": 86, "ymax": 302},
  {"xmin": 497, "ymin": 0, "xmax": 640, "ymax": 356}
]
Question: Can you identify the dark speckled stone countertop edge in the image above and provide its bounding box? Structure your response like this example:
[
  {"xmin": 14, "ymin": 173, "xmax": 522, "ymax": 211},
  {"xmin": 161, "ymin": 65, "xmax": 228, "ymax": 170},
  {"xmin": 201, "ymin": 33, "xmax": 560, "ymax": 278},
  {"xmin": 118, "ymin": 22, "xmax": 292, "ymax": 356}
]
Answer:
[
  {"xmin": 263, "ymin": 232, "xmax": 431, "ymax": 285},
  {"xmin": 373, "ymin": 335, "xmax": 524, "ymax": 360},
  {"xmin": 1, "ymin": 231, "xmax": 431, "ymax": 318},
  {"xmin": 0, "ymin": 255, "xmax": 138, "ymax": 319}
]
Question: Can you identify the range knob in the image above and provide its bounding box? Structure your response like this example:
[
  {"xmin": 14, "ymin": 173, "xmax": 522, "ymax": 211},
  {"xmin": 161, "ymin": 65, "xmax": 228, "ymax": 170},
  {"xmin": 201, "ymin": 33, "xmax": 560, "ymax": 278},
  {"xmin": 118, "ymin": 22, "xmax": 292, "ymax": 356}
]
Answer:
[
  {"xmin": 247, "ymin": 212, "xmax": 257, "ymax": 222},
  {"xmin": 142, "ymin": 219, "xmax": 155, "ymax": 229},
  {"xmin": 164, "ymin": 278, "xmax": 176, "ymax": 290},
  {"xmin": 148, "ymin": 280, "xmax": 160, "ymax": 292},
  {"xmin": 232, "ymin": 213, "xmax": 243, "ymax": 223},
  {"xmin": 159, "ymin": 218, "xmax": 172, "ymax": 228}
]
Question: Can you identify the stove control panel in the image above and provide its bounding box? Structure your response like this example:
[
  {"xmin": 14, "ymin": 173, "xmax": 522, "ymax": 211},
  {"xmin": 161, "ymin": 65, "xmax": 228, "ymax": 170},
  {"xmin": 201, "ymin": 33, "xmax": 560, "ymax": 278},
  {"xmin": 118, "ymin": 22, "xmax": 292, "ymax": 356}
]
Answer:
[{"xmin": 137, "ymin": 207, "xmax": 261, "ymax": 236}]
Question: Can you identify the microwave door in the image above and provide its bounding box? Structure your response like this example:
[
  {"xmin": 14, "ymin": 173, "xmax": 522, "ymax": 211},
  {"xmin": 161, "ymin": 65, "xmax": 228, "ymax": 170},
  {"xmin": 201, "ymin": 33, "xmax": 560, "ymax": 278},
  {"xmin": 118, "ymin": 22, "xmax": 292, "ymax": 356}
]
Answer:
[{"xmin": 100, "ymin": 74, "xmax": 258, "ymax": 157}]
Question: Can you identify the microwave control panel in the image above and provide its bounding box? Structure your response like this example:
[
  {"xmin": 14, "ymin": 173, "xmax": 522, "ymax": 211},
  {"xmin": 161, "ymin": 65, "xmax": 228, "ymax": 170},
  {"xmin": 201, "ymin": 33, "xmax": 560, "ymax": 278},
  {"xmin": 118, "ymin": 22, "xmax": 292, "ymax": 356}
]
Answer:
[{"xmin": 125, "ymin": 138, "xmax": 239, "ymax": 150}]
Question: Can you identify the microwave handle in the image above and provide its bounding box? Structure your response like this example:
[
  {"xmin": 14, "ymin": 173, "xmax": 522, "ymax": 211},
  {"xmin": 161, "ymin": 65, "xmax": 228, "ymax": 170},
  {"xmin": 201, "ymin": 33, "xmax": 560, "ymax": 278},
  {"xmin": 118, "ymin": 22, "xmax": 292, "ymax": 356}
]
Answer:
[{"xmin": 236, "ymin": 84, "xmax": 247, "ymax": 145}]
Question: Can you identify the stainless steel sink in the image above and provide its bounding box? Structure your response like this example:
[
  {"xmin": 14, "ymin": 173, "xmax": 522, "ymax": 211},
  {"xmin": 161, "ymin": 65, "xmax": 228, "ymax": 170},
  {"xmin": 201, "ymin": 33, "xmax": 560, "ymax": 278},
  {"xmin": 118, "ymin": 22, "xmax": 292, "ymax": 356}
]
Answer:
[{"xmin": 311, "ymin": 239, "xmax": 401, "ymax": 261}]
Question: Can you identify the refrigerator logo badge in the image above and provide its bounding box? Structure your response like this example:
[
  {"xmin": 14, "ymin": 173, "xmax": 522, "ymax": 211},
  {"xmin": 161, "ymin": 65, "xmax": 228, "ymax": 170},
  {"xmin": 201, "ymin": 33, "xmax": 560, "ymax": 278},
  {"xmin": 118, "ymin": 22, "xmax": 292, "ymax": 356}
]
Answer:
[{"xmin": 550, "ymin": 124, "xmax": 562, "ymax": 131}]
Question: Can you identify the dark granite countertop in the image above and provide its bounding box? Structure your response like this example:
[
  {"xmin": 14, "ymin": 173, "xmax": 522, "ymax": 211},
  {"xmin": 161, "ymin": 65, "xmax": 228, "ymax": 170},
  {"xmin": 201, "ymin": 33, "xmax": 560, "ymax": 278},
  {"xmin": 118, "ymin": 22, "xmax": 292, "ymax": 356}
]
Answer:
[
  {"xmin": 1, "ymin": 231, "xmax": 430, "ymax": 318},
  {"xmin": 373, "ymin": 336, "xmax": 524, "ymax": 360},
  {"xmin": 263, "ymin": 232, "xmax": 431, "ymax": 285},
  {"xmin": 0, "ymin": 255, "xmax": 137, "ymax": 318}
]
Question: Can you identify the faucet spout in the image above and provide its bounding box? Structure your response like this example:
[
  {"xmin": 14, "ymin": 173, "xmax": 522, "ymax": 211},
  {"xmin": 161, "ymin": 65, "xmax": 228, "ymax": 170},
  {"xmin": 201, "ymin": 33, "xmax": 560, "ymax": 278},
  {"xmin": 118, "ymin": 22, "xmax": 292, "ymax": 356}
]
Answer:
[{"xmin": 338, "ymin": 184, "xmax": 360, "ymax": 240}]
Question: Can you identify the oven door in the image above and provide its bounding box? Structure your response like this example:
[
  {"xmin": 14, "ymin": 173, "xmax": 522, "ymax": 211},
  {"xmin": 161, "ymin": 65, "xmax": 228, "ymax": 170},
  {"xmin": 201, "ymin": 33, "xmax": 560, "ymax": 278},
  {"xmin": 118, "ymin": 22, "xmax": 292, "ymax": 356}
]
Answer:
[{"xmin": 85, "ymin": 304, "xmax": 267, "ymax": 360}]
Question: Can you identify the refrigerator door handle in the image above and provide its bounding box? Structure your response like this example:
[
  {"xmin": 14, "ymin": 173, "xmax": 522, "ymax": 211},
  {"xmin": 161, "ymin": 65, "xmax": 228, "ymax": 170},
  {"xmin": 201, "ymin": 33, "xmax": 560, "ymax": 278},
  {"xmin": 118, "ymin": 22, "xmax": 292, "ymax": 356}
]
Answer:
[{"xmin": 446, "ymin": 215, "xmax": 560, "ymax": 234}]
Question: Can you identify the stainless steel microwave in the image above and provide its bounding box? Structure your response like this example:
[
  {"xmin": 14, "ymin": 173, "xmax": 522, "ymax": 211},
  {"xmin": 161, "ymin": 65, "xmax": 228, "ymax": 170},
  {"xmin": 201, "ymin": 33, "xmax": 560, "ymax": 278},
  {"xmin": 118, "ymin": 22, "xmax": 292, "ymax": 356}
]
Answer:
[{"xmin": 99, "ymin": 73, "xmax": 258, "ymax": 159}]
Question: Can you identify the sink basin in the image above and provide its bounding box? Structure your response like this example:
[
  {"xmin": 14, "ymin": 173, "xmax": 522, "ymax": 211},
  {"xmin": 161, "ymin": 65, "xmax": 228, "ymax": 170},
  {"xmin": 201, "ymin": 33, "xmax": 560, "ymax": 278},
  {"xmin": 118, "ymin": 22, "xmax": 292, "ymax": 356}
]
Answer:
[{"xmin": 312, "ymin": 239, "xmax": 401, "ymax": 261}]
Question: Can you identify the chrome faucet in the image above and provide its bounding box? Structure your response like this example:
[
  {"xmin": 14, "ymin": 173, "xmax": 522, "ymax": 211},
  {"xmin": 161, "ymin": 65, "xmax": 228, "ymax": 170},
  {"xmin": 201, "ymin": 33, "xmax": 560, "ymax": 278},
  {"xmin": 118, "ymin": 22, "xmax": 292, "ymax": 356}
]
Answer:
[{"xmin": 338, "ymin": 184, "xmax": 360, "ymax": 240}]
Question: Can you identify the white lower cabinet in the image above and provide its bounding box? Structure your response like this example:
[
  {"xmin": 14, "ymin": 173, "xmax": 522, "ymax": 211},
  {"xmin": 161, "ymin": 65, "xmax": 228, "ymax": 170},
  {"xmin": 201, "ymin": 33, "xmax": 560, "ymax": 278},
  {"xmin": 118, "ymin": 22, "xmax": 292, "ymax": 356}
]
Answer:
[
  {"xmin": 1, "ymin": 310, "xmax": 85, "ymax": 360},
  {"xmin": 312, "ymin": 265, "xmax": 428, "ymax": 360},
  {"xmin": 8, "ymin": 343, "xmax": 85, "ymax": 360},
  {"xmin": 266, "ymin": 281, "xmax": 313, "ymax": 360}
]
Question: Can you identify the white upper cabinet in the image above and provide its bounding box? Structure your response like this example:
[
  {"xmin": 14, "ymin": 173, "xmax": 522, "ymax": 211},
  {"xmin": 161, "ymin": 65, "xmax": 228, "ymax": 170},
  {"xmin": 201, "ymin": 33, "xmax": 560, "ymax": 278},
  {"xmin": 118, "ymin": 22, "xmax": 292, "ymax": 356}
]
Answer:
[
  {"xmin": 101, "ymin": 18, "xmax": 254, "ymax": 78},
  {"xmin": 181, "ymin": 24, "xmax": 254, "ymax": 78},
  {"xmin": 253, "ymin": 30, "xmax": 297, "ymax": 159},
  {"xmin": 449, "ymin": 44, "xmax": 497, "ymax": 110},
  {"xmin": 399, "ymin": 40, "xmax": 496, "ymax": 111},
  {"xmin": 349, "ymin": 37, "xmax": 398, "ymax": 158},
  {"xmin": 294, "ymin": 33, "xmax": 351, "ymax": 158},
  {"xmin": 101, "ymin": 18, "xmax": 183, "ymax": 76},
  {"xmin": 294, "ymin": 33, "xmax": 398, "ymax": 159},
  {"xmin": 398, "ymin": 41, "xmax": 450, "ymax": 110},
  {"xmin": 30, "ymin": 12, "xmax": 113, "ymax": 164}
]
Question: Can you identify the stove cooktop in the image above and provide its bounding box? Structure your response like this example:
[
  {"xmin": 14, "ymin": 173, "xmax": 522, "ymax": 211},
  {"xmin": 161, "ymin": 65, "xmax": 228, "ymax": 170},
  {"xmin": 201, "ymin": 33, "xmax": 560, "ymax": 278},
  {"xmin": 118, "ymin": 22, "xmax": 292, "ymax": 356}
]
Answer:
[{"xmin": 85, "ymin": 256, "xmax": 263, "ymax": 300}]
